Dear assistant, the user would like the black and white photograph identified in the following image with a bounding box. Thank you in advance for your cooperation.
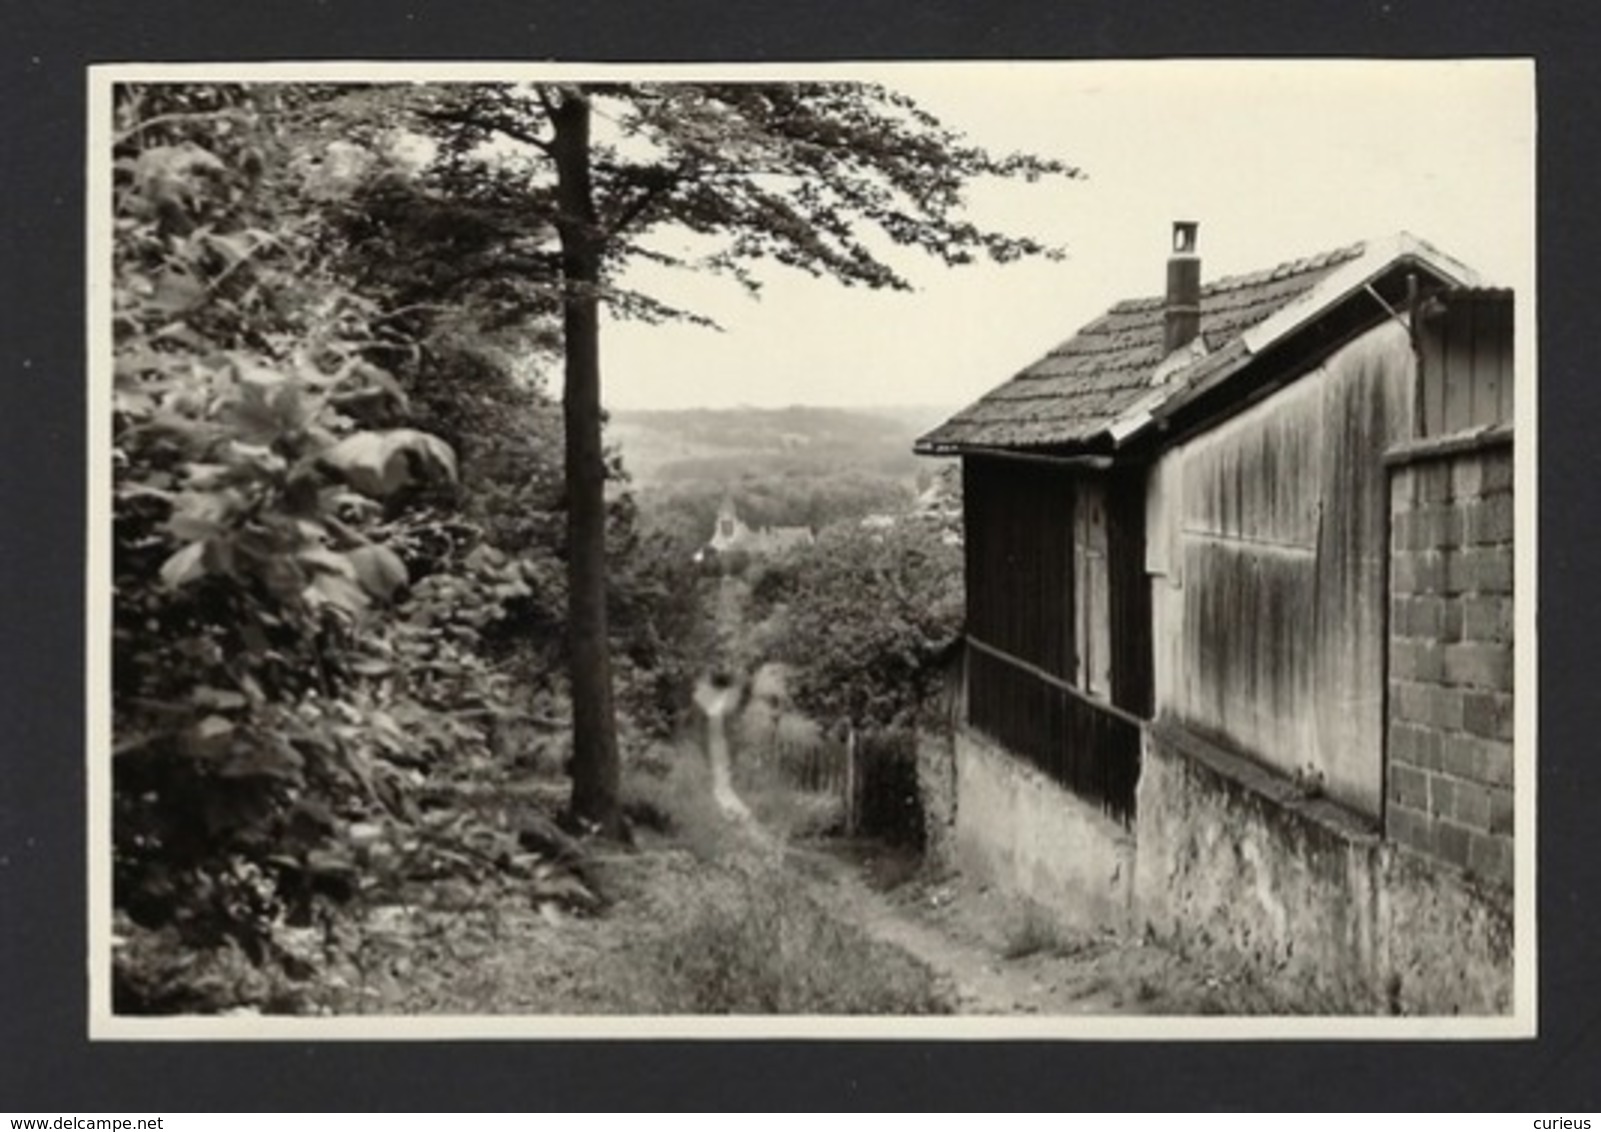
[88,59,1535,1038]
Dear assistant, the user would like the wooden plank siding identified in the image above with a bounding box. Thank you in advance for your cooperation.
[1152,320,1416,817]
[966,641,1143,824]
[1417,290,1514,437]
[963,455,1075,680]
[962,454,1150,823]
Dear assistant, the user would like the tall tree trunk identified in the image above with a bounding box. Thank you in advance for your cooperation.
[550,89,623,836]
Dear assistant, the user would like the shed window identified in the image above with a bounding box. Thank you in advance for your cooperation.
[1074,480,1111,700]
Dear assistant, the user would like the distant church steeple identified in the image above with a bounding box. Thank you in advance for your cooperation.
[709,495,748,553]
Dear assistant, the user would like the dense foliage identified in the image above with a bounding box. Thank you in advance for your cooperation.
[108,84,706,1013]
[755,521,964,731]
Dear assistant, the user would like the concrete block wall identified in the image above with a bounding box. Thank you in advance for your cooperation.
[1386,440,1514,892]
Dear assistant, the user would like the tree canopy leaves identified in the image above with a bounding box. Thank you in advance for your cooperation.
[408,81,1079,319]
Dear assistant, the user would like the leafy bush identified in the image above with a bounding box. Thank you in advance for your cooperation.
[771,521,963,731]
[606,497,718,742]
[109,83,730,1012]
[109,84,544,1012]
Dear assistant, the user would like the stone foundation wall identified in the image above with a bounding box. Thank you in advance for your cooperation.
[1136,726,1513,1014]
[952,728,1135,934]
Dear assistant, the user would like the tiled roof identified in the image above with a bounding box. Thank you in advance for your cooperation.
[916,241,1370,453]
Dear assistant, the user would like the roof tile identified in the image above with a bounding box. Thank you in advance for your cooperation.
[917,240,1368,452]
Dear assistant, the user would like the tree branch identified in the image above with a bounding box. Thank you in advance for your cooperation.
[534,84,559,121]
[422,106,554,155]
[602,165,695,240]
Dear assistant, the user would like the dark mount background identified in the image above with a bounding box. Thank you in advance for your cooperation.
[2,0,1596,1111]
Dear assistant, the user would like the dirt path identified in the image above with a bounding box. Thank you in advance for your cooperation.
[786,840,1280,1015]
[790,846,1121,1014]
[346,794,1278,1017]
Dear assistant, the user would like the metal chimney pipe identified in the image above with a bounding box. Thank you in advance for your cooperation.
[1164,221,1201,355]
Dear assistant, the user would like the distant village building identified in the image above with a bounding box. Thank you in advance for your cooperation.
[705,496,814,559]
[917,223,1517,1015]
[856,463,964,546]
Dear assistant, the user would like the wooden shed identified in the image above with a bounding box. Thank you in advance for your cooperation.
[917,226,1502,824]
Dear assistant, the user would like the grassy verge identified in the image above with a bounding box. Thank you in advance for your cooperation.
[619,739,949,1014]
[633,858,950,1015]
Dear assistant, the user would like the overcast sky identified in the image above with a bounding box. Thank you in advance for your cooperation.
[598,59,1534,413]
